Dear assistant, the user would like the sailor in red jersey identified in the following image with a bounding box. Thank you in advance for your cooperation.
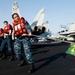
[0,28,4,52]
[0,28,4,38]
[0,28,4,43]
[12,13,35,73]
[0,21,14,61]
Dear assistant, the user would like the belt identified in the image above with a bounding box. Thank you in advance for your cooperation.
[5,36,11,38]
[16,36,30,40]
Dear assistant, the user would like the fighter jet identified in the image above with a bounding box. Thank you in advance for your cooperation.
[58,23,75,42]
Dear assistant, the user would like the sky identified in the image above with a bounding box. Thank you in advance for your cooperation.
[0,0,75,33]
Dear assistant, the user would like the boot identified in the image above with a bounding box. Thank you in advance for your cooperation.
[9,53,14,61]
[18,55,29,66]
[9,50,14,61]
[28,63,35,73]
[18,60,28,66]
[0,52,7,60]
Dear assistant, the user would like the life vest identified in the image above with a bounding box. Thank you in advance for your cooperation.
[12,17,27,37]
[4,24,12,34]
[0,28,3,36]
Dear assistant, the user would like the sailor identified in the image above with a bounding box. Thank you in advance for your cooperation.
[12,13,35,73]
[0,28,4,51]
[0,21,14,61]
[0,28,4,46]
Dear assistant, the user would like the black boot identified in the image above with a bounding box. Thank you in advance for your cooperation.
[28,63,35,73]
[9,50,14,61]
[9,54,14,61]
[18,55,29,66]
[0,52,7,60]
[18,60,28,66]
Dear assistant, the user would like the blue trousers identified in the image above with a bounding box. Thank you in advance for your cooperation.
[14,37,34,64]
[0,37,4,51]
[1,38,12,52]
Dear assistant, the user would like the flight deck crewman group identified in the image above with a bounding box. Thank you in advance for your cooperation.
[0,13,35,74]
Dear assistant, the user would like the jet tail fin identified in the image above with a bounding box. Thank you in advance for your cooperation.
[31,8,45,26]
[12,1,21,17]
